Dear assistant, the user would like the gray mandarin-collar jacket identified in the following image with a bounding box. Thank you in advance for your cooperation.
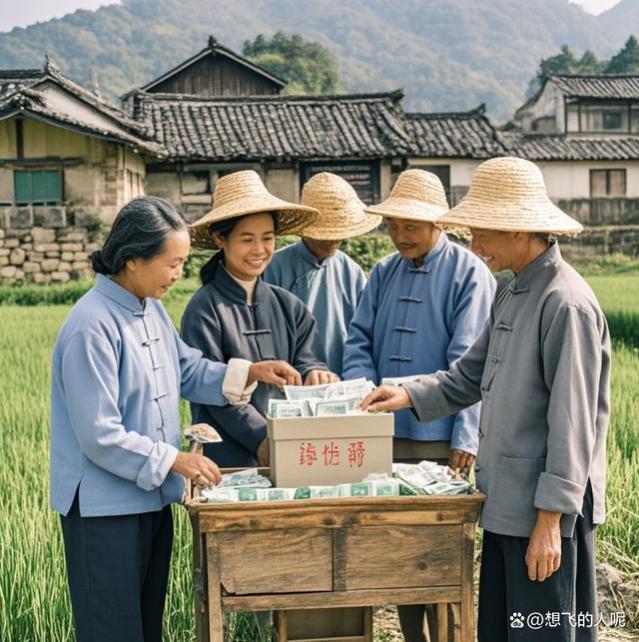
[181,262,327,467]
[404,244,611,538]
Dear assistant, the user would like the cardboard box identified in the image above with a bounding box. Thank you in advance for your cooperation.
[267,412,394,488]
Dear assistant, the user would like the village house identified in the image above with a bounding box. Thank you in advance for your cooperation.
[2,39,638,284]
[506,74,639,255]
[0,57,162,283]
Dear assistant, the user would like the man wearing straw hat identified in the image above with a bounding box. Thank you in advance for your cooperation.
[360,157,611,642]
[343,168,495,642]
[263,172,381,376]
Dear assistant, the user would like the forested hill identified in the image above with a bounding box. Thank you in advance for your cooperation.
[0,0,635,122]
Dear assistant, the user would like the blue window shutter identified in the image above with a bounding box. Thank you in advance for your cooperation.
[45,170,61,203]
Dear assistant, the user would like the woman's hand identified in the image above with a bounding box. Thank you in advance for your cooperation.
[304,370,340,386]
[248,360,302,388]
[359,385,412,412]
[171,451,222,487]
[256,438,270,467]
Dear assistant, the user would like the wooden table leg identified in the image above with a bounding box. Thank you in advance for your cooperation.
[436,603,449,642]
[206,533,224,642]
[191,513,210,642]
[460,522,476,642]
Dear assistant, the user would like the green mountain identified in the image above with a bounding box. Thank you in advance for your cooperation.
[0,0,635,122]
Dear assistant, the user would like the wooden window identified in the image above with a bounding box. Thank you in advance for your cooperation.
[631,106,639,134]
[590,169,626,198]
[580,104,628,133]
[14,169,62,205]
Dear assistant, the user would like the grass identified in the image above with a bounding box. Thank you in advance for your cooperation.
[0,270,638,640]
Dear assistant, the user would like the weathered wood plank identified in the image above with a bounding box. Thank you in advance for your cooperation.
[205,534,223,642]
[342,525,462,590]
[436,602,448,642]
[222,586,462,611]
[218,528,333,595]
[198,504,480,532]
[460,522,477,642]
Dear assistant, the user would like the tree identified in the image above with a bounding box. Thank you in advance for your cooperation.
[243,32,339,95]
[575,50,601,75]
[605,36,639,74]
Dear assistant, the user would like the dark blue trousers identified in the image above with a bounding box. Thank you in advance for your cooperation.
[478,484,597,642]
[60,495,173,642]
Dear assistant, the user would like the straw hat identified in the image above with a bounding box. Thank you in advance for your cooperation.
[440,157,583,236]
[364,169,449,222]
[190,170,319,248]
[286,172,382,240]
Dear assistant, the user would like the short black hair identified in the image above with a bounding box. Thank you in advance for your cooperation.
[90,196,187,275]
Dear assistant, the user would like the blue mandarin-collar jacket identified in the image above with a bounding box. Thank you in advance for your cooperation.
[342,234,495,452]
[50,274,231,517]
[263,240,366,376]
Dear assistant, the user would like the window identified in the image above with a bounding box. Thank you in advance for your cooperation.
[579,104,628,133]
[14,169,61,205]
[590,169,626,198]
[632,106,639,134]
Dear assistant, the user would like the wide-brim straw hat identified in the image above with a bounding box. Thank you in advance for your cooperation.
[191,170,319,248]
[286,172,382,240]
[364,169,449,222]
[440,157,583,236]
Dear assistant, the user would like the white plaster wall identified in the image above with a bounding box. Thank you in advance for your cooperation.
[0,168,13,204]
[408,158,481,187]
[265,168,298,202]
[538,161,639,199]
[40,83,132,138]
[146,171,182,205]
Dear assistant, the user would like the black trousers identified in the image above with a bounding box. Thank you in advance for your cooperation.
[478,485,597,642]
[60,495,174,642]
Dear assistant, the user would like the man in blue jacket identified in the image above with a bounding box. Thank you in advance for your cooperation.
[342,169,495,642]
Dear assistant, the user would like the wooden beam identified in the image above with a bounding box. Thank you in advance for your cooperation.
[222,586,462,612]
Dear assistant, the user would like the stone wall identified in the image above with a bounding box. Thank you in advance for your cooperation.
[0,220,98,285]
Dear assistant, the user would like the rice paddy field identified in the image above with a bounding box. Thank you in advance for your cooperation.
[0,268,638,641]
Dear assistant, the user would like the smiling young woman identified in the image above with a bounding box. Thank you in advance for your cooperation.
[181,170,339,472]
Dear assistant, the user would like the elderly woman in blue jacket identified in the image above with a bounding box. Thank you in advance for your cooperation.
[50,196,299,642]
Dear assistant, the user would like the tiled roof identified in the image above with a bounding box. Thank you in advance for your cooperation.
[0,59,163,155]
[125,90,411,161]
[137,36,287,93]
[405,105,507,158]
[502,131,639,161]
[550,74,639,100]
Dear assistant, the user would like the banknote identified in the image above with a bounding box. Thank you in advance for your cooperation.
[381,375,423,387]
[283,383,330,400]
[268,399,306,418]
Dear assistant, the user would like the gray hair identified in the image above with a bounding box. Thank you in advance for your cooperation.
[90,197,187,275]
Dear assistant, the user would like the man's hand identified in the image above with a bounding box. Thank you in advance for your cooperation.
[525,510,562,582]
[304,370,340,386]
[256,438,270,467]
[359,385,412,412]
[248,360,302,388]
[449,449,476,475]
[171,451,222,487]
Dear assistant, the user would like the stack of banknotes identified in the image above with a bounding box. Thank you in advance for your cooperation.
[267,377,377,418]
[393,461,472,495]
[201,478,410,503]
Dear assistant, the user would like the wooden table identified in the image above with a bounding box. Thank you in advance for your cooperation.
[187,491,484,642]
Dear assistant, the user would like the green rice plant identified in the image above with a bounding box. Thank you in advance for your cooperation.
[1,272,638,640]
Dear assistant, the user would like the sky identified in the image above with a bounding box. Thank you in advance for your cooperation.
[0,0,625,32]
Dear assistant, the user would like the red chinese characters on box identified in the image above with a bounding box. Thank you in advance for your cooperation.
[298,441,366,468]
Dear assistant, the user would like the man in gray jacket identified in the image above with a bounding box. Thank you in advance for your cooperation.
[361,157,611,642]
